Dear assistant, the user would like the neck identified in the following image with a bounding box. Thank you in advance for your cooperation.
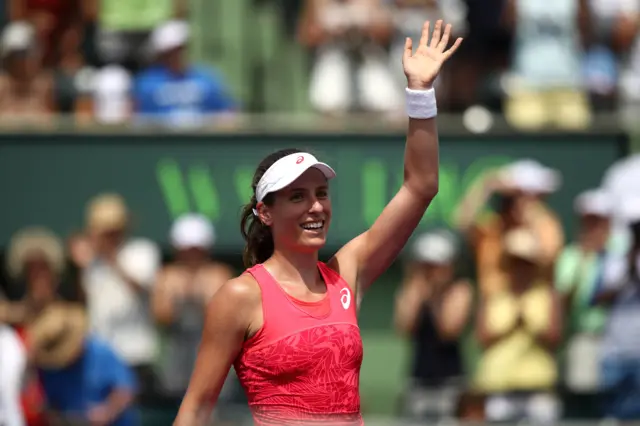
[266,248,320,289]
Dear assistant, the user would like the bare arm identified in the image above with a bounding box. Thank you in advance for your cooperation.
[393,275,428,335]
[174,276,260,426]
[151,269,178,326]
[330,21,463,293]
[433,280,472,340]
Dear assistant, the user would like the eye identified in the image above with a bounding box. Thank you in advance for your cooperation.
[317,188,329,199]
[290,192,304,202]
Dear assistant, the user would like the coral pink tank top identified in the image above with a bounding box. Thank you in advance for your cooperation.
[234,262,364,425]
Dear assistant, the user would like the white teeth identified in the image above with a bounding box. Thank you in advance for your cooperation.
[301,221,323,230]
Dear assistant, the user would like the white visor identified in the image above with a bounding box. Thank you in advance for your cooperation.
[254,152,336,205]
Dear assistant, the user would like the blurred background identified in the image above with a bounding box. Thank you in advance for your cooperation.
[1,0,640,425]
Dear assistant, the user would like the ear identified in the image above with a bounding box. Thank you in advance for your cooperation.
[256,202,273,226]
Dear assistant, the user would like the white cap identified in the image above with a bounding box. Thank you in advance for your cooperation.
[170,214,215,250]
[255,152,336,204]
[574,188,614,217]
[618,195,640,224]
[151,20,190,55]
[501,159,561,194]
[2,21,35,56]
[412,231,457,265]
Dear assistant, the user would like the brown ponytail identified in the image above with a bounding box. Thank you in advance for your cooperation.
[239,148,303,268]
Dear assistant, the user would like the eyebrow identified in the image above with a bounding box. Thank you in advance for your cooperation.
[289,185,329,192]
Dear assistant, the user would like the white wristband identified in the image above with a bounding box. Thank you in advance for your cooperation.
[406,87,437,119]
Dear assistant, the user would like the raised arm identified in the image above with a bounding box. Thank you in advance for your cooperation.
[330,20,462,291]
[174,276,260,426]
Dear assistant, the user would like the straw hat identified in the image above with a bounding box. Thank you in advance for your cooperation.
[503,228,540,264]
[86,193,129,233]
[26,303,88,369]
[6,227,65,279]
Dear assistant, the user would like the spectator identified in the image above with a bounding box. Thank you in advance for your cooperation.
[455,159,564,296]
[595,196,640,419]
[152,214,233,397]
[28,303,138,426]
[556,189,614,393]
[89,65,133,125]
[84,0,187,72]
[133,20,236,129]
[0,323,27,426]
[9,0,84,71]
[298,0,400,114]
[80,193,161,395]
[394,230,472,422]
[0,22,56,127]
[502,0,592,130]
[0,227,65,324]
[475,228,563,424]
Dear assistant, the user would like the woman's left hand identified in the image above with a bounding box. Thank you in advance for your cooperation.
[402,20,463,90]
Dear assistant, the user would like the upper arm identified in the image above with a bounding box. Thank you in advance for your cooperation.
[331,185,433,293]
[181,276,260,407]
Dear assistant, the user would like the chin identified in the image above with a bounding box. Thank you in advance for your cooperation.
[297,235,327,252]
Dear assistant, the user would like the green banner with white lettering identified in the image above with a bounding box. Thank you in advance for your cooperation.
[0,133,627,251]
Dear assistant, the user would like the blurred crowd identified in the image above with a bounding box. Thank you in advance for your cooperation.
[2,153,640,426]
[0,0,639,129]
[394,154,640,423]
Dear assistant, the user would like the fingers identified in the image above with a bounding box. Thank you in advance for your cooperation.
[403,37,413,63]
[437,23,452,52]
[444,37,464,59]
[430,20,443,48]
[418,21,430,47]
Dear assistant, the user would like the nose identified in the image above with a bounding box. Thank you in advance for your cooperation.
[309,199,324,213]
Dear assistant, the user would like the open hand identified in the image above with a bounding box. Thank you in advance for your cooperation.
[402,20,463,90]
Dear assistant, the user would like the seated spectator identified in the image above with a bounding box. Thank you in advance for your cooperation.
[0,227,65,324]
[9,0,84,70]
[502,0,592,130]
[475,228,562,423]
[79,193,161,396]
[133,20,236,129]
[455,159,564,296]
[28,303,138,426]
[394,230,472,422]
[0,323,27,426]
[556,189,615,393]
[84,0,186,73]
[0,22,56,127]
[595,196,640,419]
[89,65,133,125]
[298,0,400,114]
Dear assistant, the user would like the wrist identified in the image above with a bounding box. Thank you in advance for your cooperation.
[405,87,437,119]
[407,80,433,91]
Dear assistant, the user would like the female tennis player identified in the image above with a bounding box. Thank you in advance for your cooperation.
[174,19,462,426]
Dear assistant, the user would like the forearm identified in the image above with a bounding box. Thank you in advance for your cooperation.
[403,116,439,201]
[104,389,134,422]
[454,178,494,231]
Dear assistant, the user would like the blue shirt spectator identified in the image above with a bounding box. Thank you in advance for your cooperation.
[133,65,235,128]
[133,20,236,129]
[39,336,138,426]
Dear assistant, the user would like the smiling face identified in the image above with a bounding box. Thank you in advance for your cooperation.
[258,168,332,253]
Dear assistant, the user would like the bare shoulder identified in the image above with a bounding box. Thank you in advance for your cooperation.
[213,273,262,312]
